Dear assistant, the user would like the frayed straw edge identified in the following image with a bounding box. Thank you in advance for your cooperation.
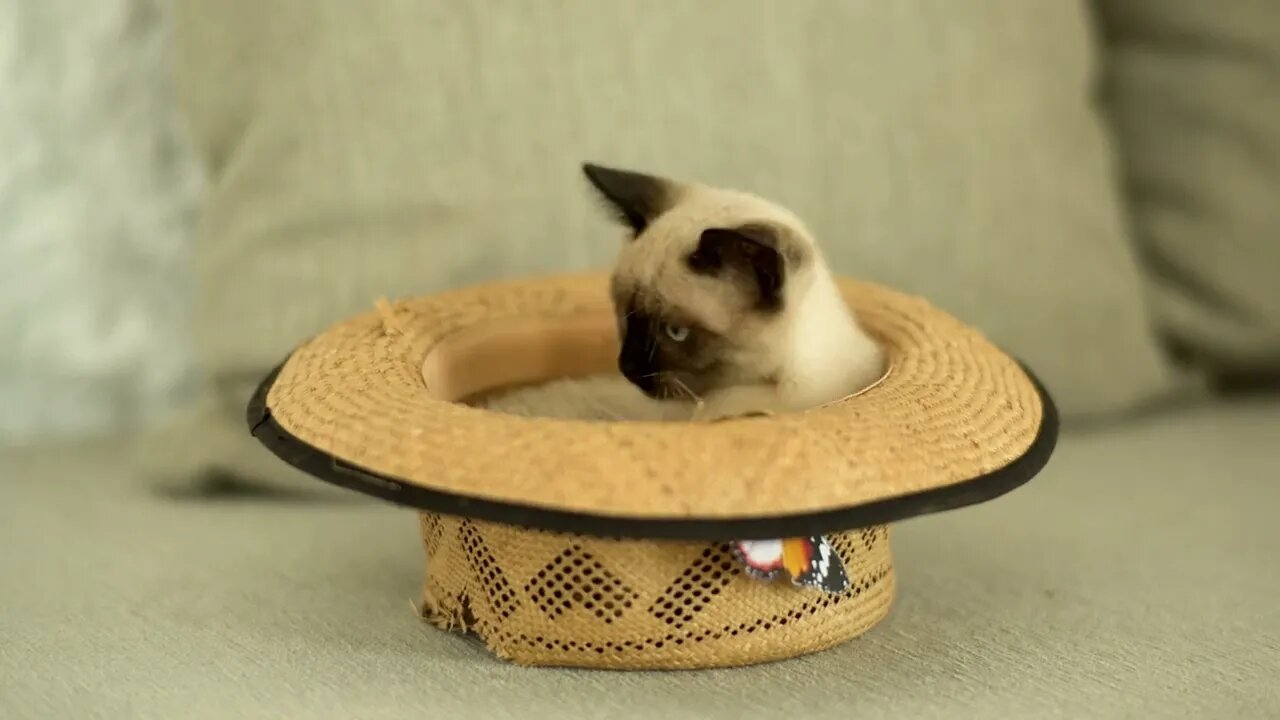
[416,587,468,632]
[374,296,407,337]
[415,590,515,661]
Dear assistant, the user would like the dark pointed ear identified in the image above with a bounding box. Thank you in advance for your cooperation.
[582,163,675,237]
[687,224,805,312]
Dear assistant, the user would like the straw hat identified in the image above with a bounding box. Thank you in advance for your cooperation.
[248,272,1057,540]
[247,272,1056,668]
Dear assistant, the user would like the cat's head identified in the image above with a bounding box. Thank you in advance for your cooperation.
[583,162,820,401]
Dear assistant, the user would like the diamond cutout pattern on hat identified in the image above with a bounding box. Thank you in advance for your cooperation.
[422,514,447,556]
[416,512,897,668]
[648,544,740,630]
[524,546,638,624]
[857,527,879,554]
[459,521,521,619]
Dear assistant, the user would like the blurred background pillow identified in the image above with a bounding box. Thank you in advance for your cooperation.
[1097,0,1280,387]
[0,0,201,445]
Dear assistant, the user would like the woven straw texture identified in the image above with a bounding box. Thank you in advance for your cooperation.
[418,512,894,669]
[264,273,1042,520]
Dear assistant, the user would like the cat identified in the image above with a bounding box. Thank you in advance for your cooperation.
[476,163,883,421]
[585,162,883,420]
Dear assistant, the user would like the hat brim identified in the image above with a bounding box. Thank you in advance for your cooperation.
[247,273,1057,540]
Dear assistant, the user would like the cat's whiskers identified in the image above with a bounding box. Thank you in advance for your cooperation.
[666,375,703,405]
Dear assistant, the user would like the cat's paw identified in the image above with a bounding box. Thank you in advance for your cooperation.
[692,404,773,423]
[690,401,717,423]
[692,385,781,422]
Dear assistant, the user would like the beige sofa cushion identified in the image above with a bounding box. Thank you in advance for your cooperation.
[1097,0,1280,380]
[150,1,1183,488]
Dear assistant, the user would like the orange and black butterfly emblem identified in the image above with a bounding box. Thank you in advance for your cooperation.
[730,536,849,594]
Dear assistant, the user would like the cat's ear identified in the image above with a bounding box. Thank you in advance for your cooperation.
[582,163,677,238]
[687,224,806,312]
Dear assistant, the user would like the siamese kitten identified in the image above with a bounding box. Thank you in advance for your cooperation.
[585,163,883,420]
[476,164,883,421]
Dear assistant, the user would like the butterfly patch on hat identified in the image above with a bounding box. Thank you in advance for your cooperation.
[730,536,849,594]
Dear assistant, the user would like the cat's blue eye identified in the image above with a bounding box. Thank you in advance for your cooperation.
[664,324,690,342]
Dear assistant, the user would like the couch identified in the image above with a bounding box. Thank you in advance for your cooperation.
[3,2,1278,717]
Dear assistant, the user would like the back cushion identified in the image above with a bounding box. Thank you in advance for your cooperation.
[152,1,1185,488]
[1097,0,1280,381]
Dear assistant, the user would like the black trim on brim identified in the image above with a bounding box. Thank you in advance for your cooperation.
[246,361,1058,541]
